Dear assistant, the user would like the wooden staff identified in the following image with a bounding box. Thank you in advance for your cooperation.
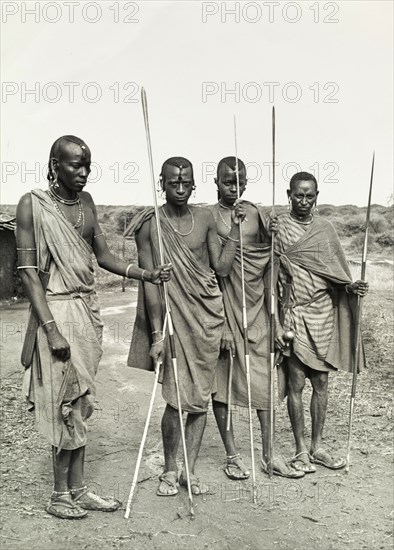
[136,87,194,517]
[233,115,256,503]
[345,152,374,473]
[268,106,276,478]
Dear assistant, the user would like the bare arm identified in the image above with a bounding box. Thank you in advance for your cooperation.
[135,220,165,363]
[16,193,70,361]
[86,193,170,284]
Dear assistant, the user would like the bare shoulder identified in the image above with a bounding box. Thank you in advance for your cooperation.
[80,190,95,207]
[192,205,215,226]
[16,192,33,225]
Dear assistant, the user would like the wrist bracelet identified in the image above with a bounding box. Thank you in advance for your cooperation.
[141,269,147,281]
[152,330,163,335]
[227,236,240,243]
[125,263,133,278]
[42,319,56,327]
[152,338,164,346]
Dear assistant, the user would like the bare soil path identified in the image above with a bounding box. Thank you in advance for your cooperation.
[1,286,393,550]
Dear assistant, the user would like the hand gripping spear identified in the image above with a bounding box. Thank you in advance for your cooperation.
[268,106,276,478]
[345,152,374,473]
[233,116,257,503]
[132,88,195,517]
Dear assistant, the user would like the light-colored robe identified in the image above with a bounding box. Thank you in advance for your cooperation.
[22,189,103,450]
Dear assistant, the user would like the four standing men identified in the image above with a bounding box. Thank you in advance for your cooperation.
[18,139,369,518]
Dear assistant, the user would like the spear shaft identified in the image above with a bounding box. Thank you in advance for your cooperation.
[136,88,194,516]
[268,106,276,478]
[345,152,374,473]
[233,115,256,503]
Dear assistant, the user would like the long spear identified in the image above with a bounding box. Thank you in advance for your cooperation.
[136,88,194,517]
[124,360,161,518]
[268,106,276,478]
[233,115,256,503]
[345,152,374,473]
[124,315,168,518]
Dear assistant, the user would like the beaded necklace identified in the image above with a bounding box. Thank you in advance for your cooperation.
[48,185,79,205]
[289,211,314,225]
[46,190,85,234]
[162,206,194,236]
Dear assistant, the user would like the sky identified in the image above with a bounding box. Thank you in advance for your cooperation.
[1,0,393,207]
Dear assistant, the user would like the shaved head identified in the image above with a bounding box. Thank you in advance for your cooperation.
[160,157,194,188]
[217,156,246,179]
[47,135,90,182]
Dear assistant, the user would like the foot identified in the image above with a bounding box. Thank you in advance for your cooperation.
[225,454,250,480]
[46,492,88,520]
[179,473,215,495]
[71,487,122,511]
[156,471,178,496]
[290,451,316,474]
[261,456,305,479]
[310,448,346,470]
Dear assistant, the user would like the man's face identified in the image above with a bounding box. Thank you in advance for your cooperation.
[54,142,91,193]
[287,180,318,218]
[216,164,246,206]
[163,165,194,207]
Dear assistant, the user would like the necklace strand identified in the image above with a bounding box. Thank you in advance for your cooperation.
[162,206,194,236]
[48,185,79,205]
[217,205,232,231]
[289,211,314,225]
[47,190,84,233]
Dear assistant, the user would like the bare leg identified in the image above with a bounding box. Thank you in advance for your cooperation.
[287,355,308,454]
[52,447,72,492]
[287,355,316,473]
[68,447,85,490]
[162,404,181,473]
[257,410,270,464]
[184,412,207,474]
[309,371,328,454]
[47,447,87,519]
[212,399,237,456]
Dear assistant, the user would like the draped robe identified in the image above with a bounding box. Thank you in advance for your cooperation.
[125,207,224,413]
[22,189,103,450]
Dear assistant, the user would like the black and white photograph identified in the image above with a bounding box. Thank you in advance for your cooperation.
[1,1,393,549]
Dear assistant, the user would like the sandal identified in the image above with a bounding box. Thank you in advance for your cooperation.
[156,471,178,496]
[225,454,250,480]
[290,451,316,474]
[310,448,346,470]
[71,486,122,512]
[46,491,88,520]
[261,456,305,479]
[179,473,215,496]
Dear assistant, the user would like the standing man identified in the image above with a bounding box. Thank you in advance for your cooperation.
[210,157,303,479]
[275,172,368,472]
[126,157,245,496]
[17,135,171,519]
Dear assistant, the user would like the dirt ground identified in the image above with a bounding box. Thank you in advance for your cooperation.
[1,284,393,550]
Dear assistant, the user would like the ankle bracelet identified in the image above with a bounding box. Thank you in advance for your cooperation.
[69,485,87,493]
